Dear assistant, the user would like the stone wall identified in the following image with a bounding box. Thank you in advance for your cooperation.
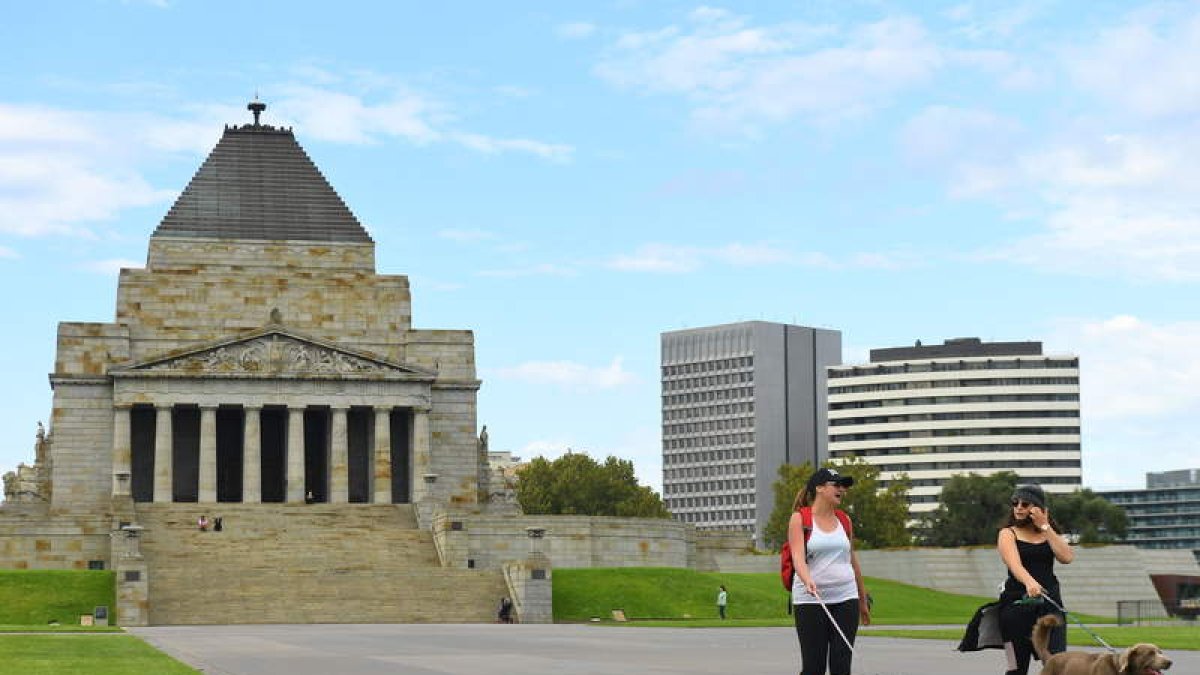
[0,511,112,570]
[47,382,114,512]
[463,515,695,570]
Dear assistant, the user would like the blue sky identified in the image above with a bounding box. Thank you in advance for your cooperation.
[2,1,1198,493]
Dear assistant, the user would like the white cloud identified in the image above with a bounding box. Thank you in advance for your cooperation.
[492,357,637,390]
[899,105,1022,169]
[1064,8,1200,119]
[1046,315,1200,488]
[476,263,576,278]
[449,132,573,162]
[984,132,1200,281]
[1050,315,1200,420]
[0,246,18,259]
[556,22,596,39]
[596,11,946,135]
[81,258,142,275]
[438,228,496,243]
[605,242,897,273]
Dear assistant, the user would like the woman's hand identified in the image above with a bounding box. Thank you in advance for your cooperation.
[799,575,818,597]
[859,597,871,625]
[1024,581,1043,598]
[1029,506,1051,531]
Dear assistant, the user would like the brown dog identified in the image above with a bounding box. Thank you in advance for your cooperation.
[1031,614,1172,675]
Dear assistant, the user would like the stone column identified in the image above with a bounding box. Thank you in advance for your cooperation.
[111,405,132,496]
[242,405,262,503]
[198,405,218,503]
[329,406,349,503]
[152,405,173,503]
[411,406,432,501]
[372,406,392,504]
[286,406,305,503]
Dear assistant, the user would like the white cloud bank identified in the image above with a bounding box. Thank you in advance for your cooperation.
[491,357,637,390]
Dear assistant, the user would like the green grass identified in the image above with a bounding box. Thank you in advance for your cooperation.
[863,625,1200,651]
[553,568,1116,627]
[0,635,200,674]
[0,570,116,625]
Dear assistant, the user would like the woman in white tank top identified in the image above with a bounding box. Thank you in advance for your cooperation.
[787,467,870,675]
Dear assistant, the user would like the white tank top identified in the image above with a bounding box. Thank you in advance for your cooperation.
[791,518,858,605]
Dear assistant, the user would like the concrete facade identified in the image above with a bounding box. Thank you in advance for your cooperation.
[661,321,842,547]
[1099,469,1200,558]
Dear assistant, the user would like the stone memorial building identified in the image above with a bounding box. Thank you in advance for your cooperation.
[0,102,511,625]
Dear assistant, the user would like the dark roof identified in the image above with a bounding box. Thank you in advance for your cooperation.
[870,338,1043,362]
[153,123,372,243]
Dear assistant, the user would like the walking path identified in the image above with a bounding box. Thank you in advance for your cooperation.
[131,624,1200,675]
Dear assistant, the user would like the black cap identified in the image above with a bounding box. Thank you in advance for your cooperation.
[1012,484,1047,509]
[807,467,854,494]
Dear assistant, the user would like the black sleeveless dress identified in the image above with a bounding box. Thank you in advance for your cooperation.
[999,536,1065,652]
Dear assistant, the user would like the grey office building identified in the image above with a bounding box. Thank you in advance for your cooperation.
[661,321,841,546]
[1099,469,1200,558]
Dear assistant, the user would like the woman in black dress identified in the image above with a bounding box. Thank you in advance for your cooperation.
[996,484,1074,675]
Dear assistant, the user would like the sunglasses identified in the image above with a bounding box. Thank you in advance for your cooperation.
[1011,500,1036,508]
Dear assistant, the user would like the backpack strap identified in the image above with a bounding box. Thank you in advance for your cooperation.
[800,506,814,544]
[835,509,854,541]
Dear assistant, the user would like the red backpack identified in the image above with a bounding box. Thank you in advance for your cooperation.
[780,506,853,591]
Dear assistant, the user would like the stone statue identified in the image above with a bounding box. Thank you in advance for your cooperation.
[36,421,45,443]
[478,425,489,454]
[270,307,283,324]
[2,471,14,499]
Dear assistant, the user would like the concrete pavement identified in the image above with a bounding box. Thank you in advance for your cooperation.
[131,624,1199,675]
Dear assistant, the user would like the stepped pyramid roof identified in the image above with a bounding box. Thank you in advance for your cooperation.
[153,101,372,243]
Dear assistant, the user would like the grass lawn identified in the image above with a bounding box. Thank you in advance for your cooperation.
[553,568,1113,626]
[0,570,116,625]
[0,624,123,633]
[0,635,199,674]
[863,625,1200,651]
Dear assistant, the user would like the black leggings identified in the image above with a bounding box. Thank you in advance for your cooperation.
[793,599,859,675]
[999,602,1066,675]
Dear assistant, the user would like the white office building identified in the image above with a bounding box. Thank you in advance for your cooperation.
[826,338,1082,520]
[661,321,841,545]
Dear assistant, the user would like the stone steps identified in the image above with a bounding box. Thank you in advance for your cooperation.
[133,503,506,624]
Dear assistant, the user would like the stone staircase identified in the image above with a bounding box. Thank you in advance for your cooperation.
[134,503,506,625]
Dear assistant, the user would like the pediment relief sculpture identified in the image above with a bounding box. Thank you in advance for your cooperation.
[122,332,427,378]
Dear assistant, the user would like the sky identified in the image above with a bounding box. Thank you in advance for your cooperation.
[2,1,1198,495]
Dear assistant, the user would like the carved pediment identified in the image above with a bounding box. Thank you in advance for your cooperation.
[115,330,432,379]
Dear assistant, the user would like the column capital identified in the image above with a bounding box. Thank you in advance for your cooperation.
[411,404,433,414]
[113,403,134,411]
[242,403,264,412]
[199,403,219,412]
[329,404,351,412]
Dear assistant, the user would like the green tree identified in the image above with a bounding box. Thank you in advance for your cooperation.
[762,458,912,550]
[515,451,670,518]
[1049,489,1128,543]
[918,471,1021,546]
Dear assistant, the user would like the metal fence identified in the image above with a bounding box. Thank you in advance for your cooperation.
[1116,600,1200,625]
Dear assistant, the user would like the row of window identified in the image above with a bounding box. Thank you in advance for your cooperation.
[830,377,1078,395]
[882,476,1081,489]
[663,417,754,437]
[664,435,755,450]
[664,448,755,464]
[663,388,755,406]
[662,356,753,377]
[664,477,755,492]
[662,371,753,391]
[830,427,1081,442]
[830,410,1080,426]
[664,466,754,485]
[831,443,1081,457]
[828,358,1078,379]
[665,492,754,507]
[859,459,1080,471]
[831,393,1079,409]
[663,402,756,421]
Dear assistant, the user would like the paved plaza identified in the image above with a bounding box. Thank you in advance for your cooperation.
[131,624,1199,675]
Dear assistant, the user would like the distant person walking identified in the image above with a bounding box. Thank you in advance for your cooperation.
[717,585,728,620]
[497,596,514,624]
[997,484,1073,675]
[197,515,209,531]
[788,467,869,675]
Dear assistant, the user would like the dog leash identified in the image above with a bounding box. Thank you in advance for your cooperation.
[1030,593,1117,654]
